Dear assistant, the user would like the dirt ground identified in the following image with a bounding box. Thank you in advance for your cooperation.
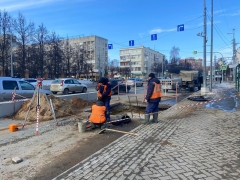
[30,120,140,180]
[0,96,142,180]
[0,94,191,180]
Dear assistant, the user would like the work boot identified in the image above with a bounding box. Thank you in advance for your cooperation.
[141,114,150,124]
[151,113,159,123]
[90,122,96,129]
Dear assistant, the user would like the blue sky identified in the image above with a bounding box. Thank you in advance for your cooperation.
[1,0,240,63]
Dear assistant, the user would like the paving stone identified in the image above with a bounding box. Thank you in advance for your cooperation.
[53,87,240,180]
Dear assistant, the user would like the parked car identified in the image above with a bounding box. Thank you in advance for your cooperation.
[0,77,51,102]
[95,80,131,94]
[21,78,37,83]
[50,78,87,95]
[126,78,143,87]
[110,80,131,94]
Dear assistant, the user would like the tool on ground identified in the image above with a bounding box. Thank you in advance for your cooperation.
[98,128,139,136]
[22,78,58,135]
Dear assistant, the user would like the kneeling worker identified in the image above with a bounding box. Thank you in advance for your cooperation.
[89,99,107,128]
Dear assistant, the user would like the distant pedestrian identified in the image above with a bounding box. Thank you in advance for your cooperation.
[220,77,222,83]
[143,73,162,124]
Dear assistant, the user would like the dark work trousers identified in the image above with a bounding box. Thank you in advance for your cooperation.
[146,102,159,114]
[104,99,111,120]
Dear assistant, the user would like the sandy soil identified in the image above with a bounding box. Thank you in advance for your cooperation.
[0,96,141,180]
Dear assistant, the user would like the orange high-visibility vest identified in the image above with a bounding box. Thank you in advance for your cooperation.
[103,84,112,96]
[89,105,106,124]
[97,83,112,98]
[150,82,162,99]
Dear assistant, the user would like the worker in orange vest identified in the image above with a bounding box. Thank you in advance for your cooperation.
[89,99,107,128]
[97,77,112,121]
[143,73,162,124]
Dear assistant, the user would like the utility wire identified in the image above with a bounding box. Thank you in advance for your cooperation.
[219,0,230,32]
[206,10,232,49]
[107,15,204,49]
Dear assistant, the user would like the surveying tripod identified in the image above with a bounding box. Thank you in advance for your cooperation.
[22,78,58,135]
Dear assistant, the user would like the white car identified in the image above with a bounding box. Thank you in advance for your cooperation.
[126,78,143,87]
[50,78,87,95]
[0,77,52,102]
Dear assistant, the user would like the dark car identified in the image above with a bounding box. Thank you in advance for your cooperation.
[110,80,131,94]
[95,80,131,95]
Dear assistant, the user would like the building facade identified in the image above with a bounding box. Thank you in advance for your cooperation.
[119,46,165,78]
[67,35,108,76]
[179,58,203,70]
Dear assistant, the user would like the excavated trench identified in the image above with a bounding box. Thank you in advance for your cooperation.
[85,102,171,118]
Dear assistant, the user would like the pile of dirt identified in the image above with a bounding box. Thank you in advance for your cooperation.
[11,95,94,121]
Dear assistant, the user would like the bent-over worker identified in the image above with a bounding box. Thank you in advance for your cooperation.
[89,99,107,128]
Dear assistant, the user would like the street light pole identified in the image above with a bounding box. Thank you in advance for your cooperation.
[210,0,213,92]
[202,0,207,93]
[129,54,132,78]
[10,33,13,77]
[162,56,164,77]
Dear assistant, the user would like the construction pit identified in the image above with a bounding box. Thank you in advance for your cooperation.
[0,96,172,180]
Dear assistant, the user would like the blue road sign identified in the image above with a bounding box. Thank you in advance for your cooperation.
[177,24,184,31]
[108,44,113,49]
[129,40,134,46]
[151,34,157,41]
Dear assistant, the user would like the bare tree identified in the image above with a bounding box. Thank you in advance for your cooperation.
[0,10,12,76]
[13,12,35,77]
[34,23,48,77]
[47,31,63,79]
[170,46,180,64]
[62,37,73,77]
[119,67,131,78]
[108,59,119,77]
[151,62,163,77]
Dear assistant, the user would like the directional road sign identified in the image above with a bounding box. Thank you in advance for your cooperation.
[193,51,198,55]
[177,24,184,31]
[108,44,113,49]
[151,34,157,41]
[221,65,227,71]
[129,40,134,46]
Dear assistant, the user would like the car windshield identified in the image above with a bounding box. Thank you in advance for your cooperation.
[52,79,63,84]
[110,81,117,86]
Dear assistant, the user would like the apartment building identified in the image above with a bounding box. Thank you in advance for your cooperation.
[67,35,108,75]
[119,46,165,78]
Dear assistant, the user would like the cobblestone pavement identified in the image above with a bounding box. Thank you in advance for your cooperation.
[54,83,240,180]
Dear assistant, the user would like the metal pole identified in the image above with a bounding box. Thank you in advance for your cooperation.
[203,0,207,91]
[98,55,101,79]
[10,33,13,77]
[129,54,132,78]
[233,29,236,82]
[210,0,213,91]
[162,57,164,77]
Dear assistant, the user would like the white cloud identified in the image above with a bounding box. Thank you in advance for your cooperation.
[198,20,221,27]
[149,28,175,34]
[214,9,225,15]
[225,10,240,17]
[0,0,61,11]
